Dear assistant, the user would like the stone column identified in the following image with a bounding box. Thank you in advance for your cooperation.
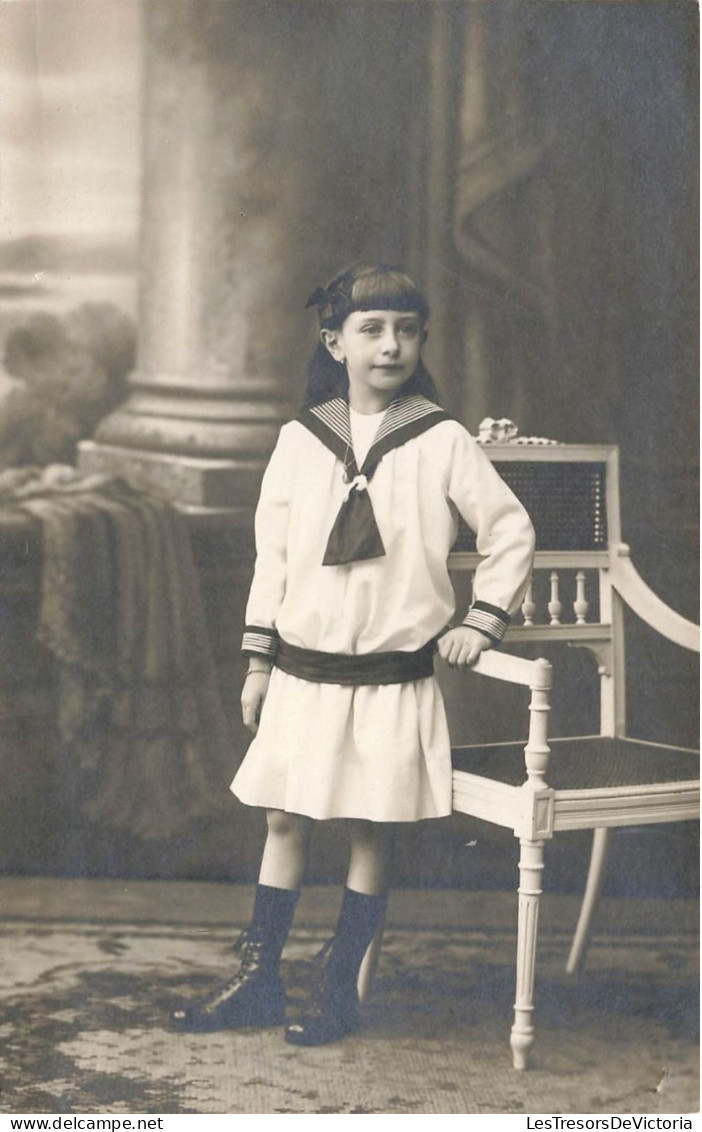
[79,0,433,514]
[79,0,323,510]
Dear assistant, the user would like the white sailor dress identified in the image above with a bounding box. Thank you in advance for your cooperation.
[231,394,535,822]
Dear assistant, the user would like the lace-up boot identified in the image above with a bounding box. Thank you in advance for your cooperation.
[171,884,298,1032]
[285,887,386,1046]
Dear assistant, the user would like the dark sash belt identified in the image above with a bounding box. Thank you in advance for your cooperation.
[276,638,435,686]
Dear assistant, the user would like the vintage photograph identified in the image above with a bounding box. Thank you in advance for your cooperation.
[0,0,698,1118]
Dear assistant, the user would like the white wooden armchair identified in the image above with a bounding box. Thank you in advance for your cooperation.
[447,440,699,1069]
[358,440,698,1068]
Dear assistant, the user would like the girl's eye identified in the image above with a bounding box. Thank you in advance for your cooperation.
[361,325,383,335]
[398,324,419,336]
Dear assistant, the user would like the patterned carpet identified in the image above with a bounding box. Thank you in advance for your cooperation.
[0,919,698,1115]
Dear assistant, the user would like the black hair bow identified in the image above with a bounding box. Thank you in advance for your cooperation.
[305,287,329,310]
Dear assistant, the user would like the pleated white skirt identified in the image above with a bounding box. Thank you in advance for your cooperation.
[230,668,453,822]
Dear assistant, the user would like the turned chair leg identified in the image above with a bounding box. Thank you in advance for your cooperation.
[510,836,546,1070]
[566,826,610,974]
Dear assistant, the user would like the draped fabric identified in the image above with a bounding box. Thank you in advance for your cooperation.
[440,2,696,612]
[440,1,697,750]
[448,2,697,456]
[450,2,556,430]
[0,466,231,840]
[454,5,548,303]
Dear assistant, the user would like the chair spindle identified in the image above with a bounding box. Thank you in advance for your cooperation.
[521,582,535,627]
[548,571,562,625]
[574,570,589,625]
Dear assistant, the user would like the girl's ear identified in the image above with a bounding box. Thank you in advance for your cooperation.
[320,328,345,363]
[421,327,429,345]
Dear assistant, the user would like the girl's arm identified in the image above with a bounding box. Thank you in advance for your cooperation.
[240,426,294,729]
[445,425,535,650]
[241,425,294,665]
[436,624,492,668]
[241,667,272,734]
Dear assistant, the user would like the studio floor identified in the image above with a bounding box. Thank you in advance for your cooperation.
[0,879,698,1116]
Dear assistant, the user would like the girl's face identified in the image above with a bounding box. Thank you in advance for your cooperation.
[321,309,424,413]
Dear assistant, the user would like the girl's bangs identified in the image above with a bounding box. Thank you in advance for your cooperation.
[350,270,428,317]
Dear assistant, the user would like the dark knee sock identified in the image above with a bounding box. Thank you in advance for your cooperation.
[247,883,300,970]
[328,887,387,982]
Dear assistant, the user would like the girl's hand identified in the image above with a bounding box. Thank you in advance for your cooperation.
[241,669,272,734]
[436,626,492,669]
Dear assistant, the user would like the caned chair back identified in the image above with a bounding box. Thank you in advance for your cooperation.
[449,442,696,737]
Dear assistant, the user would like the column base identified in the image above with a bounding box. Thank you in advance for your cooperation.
[77,440,264,512]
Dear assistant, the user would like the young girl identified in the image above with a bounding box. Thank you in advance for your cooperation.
[172,262,535,1046]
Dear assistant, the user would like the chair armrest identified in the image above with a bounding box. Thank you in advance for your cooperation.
[470,650,552,690]
[610,544,700,653]
[468,652,553,790]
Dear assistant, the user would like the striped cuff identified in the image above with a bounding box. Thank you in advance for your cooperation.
[242,625,279,660]
[462,601,510,645]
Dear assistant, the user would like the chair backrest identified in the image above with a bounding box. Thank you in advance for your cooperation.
[449,443,625,735]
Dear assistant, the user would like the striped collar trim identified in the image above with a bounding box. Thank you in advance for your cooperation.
[299,395,450,474]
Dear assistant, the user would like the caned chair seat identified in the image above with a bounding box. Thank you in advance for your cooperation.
[453,736,698,793]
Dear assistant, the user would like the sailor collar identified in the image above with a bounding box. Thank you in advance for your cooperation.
[297,394,450,566]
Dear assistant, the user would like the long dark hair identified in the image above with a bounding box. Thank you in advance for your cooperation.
[301,262,441,409]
